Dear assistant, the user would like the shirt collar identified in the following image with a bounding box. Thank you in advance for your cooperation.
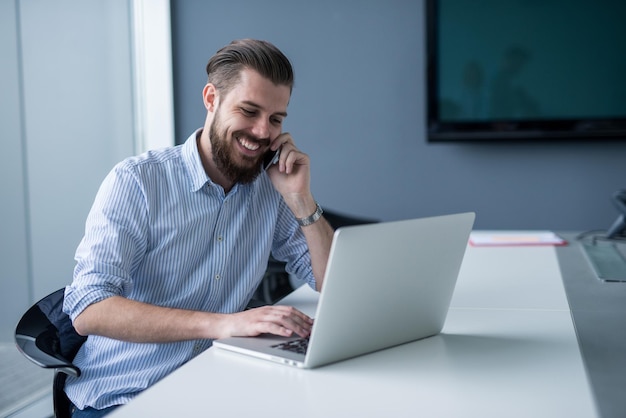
[182,129,211,192]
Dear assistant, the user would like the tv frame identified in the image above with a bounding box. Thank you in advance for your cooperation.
[425,0,626,143]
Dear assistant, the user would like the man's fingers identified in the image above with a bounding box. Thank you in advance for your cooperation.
[255,305,313,337]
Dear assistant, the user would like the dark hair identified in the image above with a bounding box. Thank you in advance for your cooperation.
[206,39,294,96]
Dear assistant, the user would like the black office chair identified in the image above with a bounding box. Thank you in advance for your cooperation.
[15,288,87,418]
[251,208,379,305]
[322,208,378,230]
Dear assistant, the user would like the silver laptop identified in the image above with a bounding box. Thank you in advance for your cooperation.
[213,212,475,368]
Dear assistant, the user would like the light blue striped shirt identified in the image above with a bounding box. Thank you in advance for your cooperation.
[63,130,315,409]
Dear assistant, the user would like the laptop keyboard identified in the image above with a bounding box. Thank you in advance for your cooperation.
[272,338,309,355]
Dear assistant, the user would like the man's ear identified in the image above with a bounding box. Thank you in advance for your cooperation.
[202,83,218,111]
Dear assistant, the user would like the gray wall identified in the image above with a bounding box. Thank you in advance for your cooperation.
[1,0,31,344]
[171,0,626,231]
[0,0,135,342]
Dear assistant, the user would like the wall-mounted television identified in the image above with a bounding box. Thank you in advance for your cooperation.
[426,0,626,142]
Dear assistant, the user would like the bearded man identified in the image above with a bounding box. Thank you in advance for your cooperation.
[63,39,333,417]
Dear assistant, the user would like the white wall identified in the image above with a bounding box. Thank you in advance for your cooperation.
[0,0,173,342]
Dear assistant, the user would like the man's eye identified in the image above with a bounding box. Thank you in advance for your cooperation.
[241,108,255,116]
[271,118,283,125]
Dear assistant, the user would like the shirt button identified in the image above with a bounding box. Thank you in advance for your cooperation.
[215,274,221,280]
[217,236,223,242]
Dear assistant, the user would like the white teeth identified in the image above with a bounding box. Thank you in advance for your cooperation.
[238,136,260,151]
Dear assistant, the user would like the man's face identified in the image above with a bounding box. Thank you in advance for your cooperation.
[208,69,290,184]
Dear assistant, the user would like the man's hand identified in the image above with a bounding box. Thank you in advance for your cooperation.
[222,305,314,338]
[266,132,315,218]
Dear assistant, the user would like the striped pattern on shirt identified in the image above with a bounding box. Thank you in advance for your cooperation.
[63,131,314,409]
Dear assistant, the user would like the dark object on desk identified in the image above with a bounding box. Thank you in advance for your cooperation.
[606,190,626,239]
[580,240,626,283]
[250,208,379,306]
[576,190,626,282]
[15,288,86,418]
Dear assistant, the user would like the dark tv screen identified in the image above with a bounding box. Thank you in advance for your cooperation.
[426,0,626,142]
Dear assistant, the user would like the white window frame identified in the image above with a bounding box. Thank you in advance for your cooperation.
[131,0,175,153]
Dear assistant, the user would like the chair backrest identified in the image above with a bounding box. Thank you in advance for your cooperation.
[323,208,378,230]
[15,288,87,418]
[15,288,86,377]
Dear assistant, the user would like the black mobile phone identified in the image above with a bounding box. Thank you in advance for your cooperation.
[263,147,281,171]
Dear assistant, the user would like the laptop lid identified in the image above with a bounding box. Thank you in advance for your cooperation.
[213,212,475,368]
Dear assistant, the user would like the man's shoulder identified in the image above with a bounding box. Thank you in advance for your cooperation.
[129,145,183,166]
[113,145,183,175]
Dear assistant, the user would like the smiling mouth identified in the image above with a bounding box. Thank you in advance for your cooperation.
[236,135,263,152]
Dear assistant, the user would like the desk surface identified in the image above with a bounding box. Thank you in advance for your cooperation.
[556,234,626,418]
[110,241,607,418]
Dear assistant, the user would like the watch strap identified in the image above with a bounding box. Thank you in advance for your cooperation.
[296,202,323,227]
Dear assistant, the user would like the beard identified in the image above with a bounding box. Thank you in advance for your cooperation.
[209,110,266,185]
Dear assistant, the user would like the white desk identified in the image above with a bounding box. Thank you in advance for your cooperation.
[110,244,598,418]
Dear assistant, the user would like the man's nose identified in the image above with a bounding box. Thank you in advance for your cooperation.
[251,118,271,140]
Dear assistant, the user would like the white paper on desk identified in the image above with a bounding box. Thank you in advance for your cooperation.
[469,231,567,246]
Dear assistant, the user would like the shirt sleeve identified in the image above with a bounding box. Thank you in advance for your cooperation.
[64,160,149,321]
[271,198,316,290]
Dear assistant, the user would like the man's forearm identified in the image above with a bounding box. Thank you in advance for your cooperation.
[300,216,334,291]
[72,296,226,343]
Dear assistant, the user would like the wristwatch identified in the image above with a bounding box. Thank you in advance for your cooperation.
[296,202,323,227]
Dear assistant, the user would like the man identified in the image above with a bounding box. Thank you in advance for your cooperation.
[63,39,334,417]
